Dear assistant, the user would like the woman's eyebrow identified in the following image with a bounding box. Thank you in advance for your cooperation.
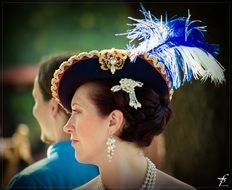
[71,102,82,108]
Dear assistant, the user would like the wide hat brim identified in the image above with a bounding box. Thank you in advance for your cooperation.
[51,49,172,113]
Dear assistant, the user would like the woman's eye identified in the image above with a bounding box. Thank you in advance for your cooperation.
[72,109,81,114]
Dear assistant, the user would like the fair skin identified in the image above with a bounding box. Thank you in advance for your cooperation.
[32,76,69,144]
[64,82,195,190]
[64,82,148,189]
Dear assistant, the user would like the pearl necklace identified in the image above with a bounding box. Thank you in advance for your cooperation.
[140,157,157,190]
[97,157,156,190]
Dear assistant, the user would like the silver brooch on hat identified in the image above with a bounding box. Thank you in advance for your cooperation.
[111,78,143,109]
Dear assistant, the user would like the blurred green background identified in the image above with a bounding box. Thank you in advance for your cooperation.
[1,2,230,189]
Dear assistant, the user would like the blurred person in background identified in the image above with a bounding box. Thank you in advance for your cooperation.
[2,123,33,186]
[7,53,99,190]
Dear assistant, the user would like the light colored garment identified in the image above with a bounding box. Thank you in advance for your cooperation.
[75,175,102,190]
[76,170,197,190]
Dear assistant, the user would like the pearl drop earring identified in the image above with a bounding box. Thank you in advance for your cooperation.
[106,136,116,162]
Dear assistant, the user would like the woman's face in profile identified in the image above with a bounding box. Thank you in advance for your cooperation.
[32,77,54,143]
[63,83,109,164]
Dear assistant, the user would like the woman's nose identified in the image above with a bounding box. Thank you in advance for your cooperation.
[63,117,74,134]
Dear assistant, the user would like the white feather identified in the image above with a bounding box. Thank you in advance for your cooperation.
[175,46,225,84]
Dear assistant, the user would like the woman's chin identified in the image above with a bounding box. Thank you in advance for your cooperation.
[75,151,85,163]
[75,152,93,165]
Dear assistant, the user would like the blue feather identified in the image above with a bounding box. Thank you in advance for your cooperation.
[116,4,225,89]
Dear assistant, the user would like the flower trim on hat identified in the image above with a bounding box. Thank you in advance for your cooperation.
[51,49,173,113]
[99,48,128,74]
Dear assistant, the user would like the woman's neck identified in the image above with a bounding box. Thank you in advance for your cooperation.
[53,115,70,142]
[98,140,148,189]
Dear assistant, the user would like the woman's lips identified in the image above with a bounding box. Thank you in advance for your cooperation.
[71,138,79,144]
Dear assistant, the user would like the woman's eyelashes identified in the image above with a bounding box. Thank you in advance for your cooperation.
[71,108,81,114]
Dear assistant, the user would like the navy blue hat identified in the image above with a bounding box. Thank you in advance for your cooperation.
[51,49,172,113]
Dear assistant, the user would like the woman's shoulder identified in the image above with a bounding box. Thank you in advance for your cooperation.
[74,171,196,190]
[155,169,196,190]
[75,175,101,190]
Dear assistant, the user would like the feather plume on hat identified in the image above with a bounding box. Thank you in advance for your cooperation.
[116,3,225,90]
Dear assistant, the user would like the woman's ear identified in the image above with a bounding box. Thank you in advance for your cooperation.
[49,98,60,118]
[108,110,125,136]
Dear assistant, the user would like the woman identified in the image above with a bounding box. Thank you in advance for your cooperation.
[51,6,225,190]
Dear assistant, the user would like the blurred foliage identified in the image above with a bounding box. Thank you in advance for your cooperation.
[164,81,229,186]
[8,90,34,126]
[3,3,130,65]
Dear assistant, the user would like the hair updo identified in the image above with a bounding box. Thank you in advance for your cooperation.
[86,78,172,147]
